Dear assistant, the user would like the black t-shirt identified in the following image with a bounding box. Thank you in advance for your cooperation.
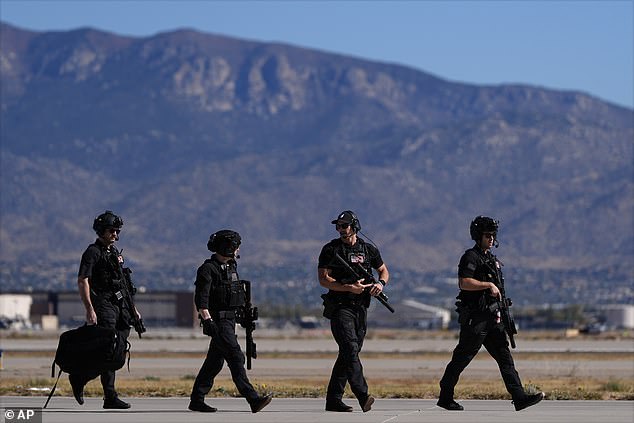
[318,238,383,296]
[457,245,502,306]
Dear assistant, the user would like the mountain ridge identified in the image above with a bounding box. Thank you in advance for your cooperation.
[1,22,632,290]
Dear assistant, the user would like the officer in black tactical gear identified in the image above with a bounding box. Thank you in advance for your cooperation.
[189,229,272,414]
[437,216,544,412]
[74,210,141,409]
[318,211,389,413]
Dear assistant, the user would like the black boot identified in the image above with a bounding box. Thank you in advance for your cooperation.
[359,395,375,412]
[249,394,272,413]
[188,400,217,412]
[325,400,353,412]
[437,398,464,411]
[68,374,84,405]
[513,392,544,411]
[103,396,131,409]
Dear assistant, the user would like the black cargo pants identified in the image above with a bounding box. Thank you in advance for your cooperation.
[190,318,259,404]
[326,305,369,403]
[439,313,524,401]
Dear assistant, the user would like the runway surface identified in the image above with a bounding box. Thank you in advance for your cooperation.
[3,336,633,381]
[4,333,634,353]
[2,396,633,423]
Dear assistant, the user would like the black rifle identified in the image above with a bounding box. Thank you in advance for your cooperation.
[484,259,517,348]
[238,280,258,369]
[121,267,147,338]
[334,252,395,313]
[107,248,146,338]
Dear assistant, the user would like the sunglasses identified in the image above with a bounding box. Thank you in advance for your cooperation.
[108,228,121,234]
[336,223,350,229]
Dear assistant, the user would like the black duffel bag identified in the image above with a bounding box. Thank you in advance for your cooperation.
[44,324,130,408]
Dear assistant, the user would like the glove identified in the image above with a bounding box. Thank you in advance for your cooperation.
[202,318,216,336]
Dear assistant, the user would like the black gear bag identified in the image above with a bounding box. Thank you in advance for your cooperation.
[43,324,130,408]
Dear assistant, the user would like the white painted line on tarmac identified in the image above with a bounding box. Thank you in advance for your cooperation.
[381,409,422,423]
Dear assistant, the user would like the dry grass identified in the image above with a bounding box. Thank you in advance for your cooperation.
[3,376,632,401]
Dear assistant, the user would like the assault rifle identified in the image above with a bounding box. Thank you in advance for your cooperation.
[108,249,146,338]
[334,252,395,313]
[121,267,147,338]
[484,259,517,348]
[238,280,258,369]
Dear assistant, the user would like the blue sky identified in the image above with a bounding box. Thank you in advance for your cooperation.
[1,0,632,109]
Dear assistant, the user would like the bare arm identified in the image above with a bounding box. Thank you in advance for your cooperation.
[318,268,370,294]
[77,277,97,324]
[458,277,500,299]
[376,264,389,283]
[368,263,389,296]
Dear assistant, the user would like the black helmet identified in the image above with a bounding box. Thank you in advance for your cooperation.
[207,229,241,257]
[331,210,361,233]
[469,216,499,241]
[92,210,123,235]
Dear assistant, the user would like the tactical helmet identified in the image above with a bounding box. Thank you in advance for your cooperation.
[469,216,499,241]
[331,210,361,233]
[92,210,123,235]
[207,229,241,257]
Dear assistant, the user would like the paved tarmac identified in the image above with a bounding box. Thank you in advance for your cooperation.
[4,334,634,353]
[2,334,633,423]
[1,396,633,423]
[3,336,632,382]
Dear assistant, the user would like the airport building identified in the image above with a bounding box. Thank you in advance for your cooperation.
[1,291,454,330]
[3,292,632,331]
[1,291,196,330]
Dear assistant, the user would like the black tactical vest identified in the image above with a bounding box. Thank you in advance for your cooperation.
[91,245,125,295]
[458,248,503,309]
[209,261,246,311]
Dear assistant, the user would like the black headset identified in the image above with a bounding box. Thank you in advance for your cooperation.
[347,210,361,233]
[333,210,362,233]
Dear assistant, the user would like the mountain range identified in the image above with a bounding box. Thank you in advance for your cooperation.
[1,22,632,294]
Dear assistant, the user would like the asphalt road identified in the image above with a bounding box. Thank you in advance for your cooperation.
[4,333,634,353]
[2,336,632,381]
[2,397,633,423]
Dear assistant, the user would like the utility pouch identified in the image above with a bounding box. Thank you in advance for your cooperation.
[458,308,471,325]
[360,291,371,308]
[321,293,336,320]
[477,295,490,312]
[455,301,471,325]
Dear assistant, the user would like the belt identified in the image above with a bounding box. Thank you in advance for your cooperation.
[213,310,236,320]
[92,289,124,304]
